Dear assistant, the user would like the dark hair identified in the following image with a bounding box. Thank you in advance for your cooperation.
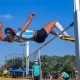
[5,28,16,37]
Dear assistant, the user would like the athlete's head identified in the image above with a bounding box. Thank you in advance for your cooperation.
[4,67,7,70]
[34,60,39,65]
[5,28,16,42]
[0,22,3,28]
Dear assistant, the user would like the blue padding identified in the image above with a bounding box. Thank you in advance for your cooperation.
[9,69,31,73]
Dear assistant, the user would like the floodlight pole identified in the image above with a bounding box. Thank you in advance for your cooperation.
[74,0,80,79]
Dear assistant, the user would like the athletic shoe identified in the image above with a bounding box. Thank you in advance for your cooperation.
[60,36,75,41]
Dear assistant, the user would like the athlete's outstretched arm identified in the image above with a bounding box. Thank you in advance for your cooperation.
[0,28,11,42]
[20,12,35,31]
[0,23,5,41]
[0,29,8,41]
[0,32,5,41]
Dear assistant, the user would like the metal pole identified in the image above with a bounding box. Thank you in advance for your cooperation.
[21,44,25,78]
[25,41,29,78]
[12,53,15,67]
[12,53,14,67]
[74,0,80,79]
[5,56,7,65]
[38,50,41,70]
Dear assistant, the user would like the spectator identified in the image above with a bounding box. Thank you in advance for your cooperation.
[58,74,64,80]
[61,71,69,80]
[3,67,9,78]
[32,60,42,80]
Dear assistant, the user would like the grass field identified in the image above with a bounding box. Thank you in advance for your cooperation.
[0,77,77,80]
[0,77,30,80]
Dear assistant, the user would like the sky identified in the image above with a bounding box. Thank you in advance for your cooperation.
[0,0,76,66]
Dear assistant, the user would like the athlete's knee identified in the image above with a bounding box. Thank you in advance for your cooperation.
[52,20,57,24]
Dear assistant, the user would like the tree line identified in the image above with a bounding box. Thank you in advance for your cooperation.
[0,55,76,78]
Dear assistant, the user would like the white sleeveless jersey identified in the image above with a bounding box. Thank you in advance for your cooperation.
[16,30,34,40]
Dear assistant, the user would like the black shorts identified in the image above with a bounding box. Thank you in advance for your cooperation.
[34,28,48,43]
[63,77,69,80]
[34,76,40,80]
[4,74,7,77]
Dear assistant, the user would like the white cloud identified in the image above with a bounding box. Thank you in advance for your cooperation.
[0,14,13,20]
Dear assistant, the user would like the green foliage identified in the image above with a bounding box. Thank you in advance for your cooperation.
[0,55,76,75]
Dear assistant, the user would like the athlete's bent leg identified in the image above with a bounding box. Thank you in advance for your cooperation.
[43,20,75,41]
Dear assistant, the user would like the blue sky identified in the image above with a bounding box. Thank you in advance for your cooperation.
[0,0,75,66]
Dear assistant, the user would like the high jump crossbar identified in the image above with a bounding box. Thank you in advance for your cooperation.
[30,22,74,55]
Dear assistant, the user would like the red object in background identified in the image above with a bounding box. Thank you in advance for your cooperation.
[0,70,3,77]
[0,23,3,28]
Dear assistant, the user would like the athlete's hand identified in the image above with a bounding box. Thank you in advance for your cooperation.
[32,76,34,79]
[28,12,35,21]
[40,75,42,80]
[30,12,36,16]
